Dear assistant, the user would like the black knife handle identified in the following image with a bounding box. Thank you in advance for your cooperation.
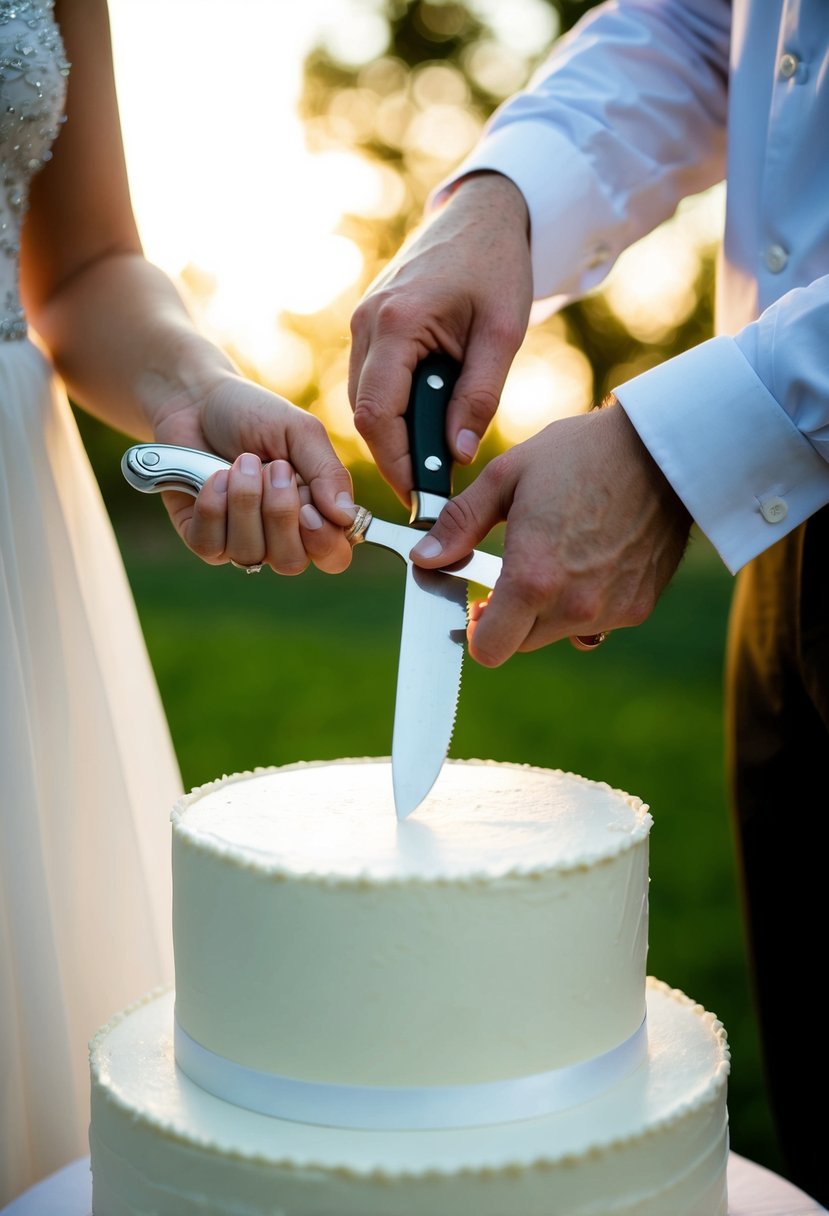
[406,351,462,528]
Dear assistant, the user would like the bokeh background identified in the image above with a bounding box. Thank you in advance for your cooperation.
[79,0,782,1181]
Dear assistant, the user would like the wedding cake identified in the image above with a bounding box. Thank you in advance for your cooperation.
[88,758,730,1214]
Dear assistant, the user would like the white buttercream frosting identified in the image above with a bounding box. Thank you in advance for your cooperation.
[89,757,730,1216]
[171,759,651,1088]
[89,982,729,1215]
[171,757,652,881]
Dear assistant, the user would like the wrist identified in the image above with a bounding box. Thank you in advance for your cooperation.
[603,396,692,530]
[446,170,530,238]
[137,327,238,436]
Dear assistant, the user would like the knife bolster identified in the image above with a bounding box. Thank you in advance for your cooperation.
[409,489,449,528]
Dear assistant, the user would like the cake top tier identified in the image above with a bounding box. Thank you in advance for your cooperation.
[172,759,651,883]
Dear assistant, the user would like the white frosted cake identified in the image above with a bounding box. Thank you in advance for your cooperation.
[89,758,730,1214]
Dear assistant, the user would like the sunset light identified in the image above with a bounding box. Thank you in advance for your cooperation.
[107,1,724,450]
[108,2,365,334]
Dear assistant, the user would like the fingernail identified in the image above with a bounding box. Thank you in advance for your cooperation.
[213,469,229,494]
[412,535,443,559]
[240,452,260,476]
[300,503,324,530]
[335,491,356,511]
[457,429,479,460]
[270,459,294,489]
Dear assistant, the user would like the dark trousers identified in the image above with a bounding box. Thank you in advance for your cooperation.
[725,506,829,1205]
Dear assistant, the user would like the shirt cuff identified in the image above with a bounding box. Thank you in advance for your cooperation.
[429,120,623,305]
[613,336,829,573]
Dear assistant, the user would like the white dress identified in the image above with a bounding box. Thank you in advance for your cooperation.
[0,3,183,1203]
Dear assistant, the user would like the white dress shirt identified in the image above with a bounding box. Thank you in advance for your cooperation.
[436,0,829,573]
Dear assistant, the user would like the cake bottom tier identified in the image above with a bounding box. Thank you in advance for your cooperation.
[89,978,729,1216]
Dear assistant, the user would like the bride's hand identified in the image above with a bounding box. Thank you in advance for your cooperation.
[153,372,356,575]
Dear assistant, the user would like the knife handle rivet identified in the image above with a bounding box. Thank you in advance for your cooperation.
[424,455,443,472]
[141,450,161,467]
[426,374,445,390]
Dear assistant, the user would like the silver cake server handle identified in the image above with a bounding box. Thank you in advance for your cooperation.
[121,444,230,497]
[121,443,503,592]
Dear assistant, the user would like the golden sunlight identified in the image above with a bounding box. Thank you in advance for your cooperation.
[108,0,363,349]
[604,185,726,343]
[107,1,723,455]
[496,335,594,446]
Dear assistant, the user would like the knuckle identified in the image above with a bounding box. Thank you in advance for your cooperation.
[564,589,602,627]
[228,482,262,511]
[625,592,654,629]
[349,300,370,342]
[372,294,416,339]
[352,394,386,439]
[350,293,405,343]
[189,539,225,563]
[296,412,327,445]
[270,555,309,577]
[461,386,500,428]
[264,497,299,526]
[486,449,517,491]
[439,493,479,535]
[487,315,525,354]
[510,564,561,608]
[194,493,226,526]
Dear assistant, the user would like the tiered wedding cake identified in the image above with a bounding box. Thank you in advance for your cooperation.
[88,758,730,1214]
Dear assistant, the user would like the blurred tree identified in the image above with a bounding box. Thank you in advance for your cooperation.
[292,0,720,492]
[79,0,720,519]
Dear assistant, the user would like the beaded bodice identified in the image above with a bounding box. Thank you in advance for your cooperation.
[0,0,68,341]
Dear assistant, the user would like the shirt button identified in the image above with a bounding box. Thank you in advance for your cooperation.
[760,496,788,524]
[764,243,789,273]
[779,52,799,79]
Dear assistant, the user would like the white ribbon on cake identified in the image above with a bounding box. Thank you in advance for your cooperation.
[174,1012,648,1130]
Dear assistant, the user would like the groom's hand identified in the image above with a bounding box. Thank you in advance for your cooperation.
[409,403,693,667]
[348,172,533,505]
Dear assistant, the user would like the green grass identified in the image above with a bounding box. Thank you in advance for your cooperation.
[115,504,784,1179]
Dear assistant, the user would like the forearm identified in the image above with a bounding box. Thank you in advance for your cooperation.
[30,251,237,441]
[432,0,730,305]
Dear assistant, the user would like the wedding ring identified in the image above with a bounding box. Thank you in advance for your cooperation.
[345,505,372,545]
[573,632,608,649]
[231,560,264,574]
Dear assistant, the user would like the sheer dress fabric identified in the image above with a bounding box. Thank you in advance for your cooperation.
[0,3,182,1203]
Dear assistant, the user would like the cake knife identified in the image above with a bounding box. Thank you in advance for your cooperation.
[120,364,501,818]
[388,352,467,821]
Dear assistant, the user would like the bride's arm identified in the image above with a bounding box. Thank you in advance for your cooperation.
[18,0,355,576]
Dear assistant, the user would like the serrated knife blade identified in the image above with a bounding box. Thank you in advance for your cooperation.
[386,351,468,820]
[391,562,467,820]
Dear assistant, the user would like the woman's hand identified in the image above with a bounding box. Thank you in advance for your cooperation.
[153,371,356,576]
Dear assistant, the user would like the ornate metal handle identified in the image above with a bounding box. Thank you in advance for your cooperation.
[121,443,231,497]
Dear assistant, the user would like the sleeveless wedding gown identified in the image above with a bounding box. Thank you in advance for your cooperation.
[0,3,183,1203]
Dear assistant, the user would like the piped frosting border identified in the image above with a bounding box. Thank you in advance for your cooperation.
[89,978,729,1181]
[170,757,653,885]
